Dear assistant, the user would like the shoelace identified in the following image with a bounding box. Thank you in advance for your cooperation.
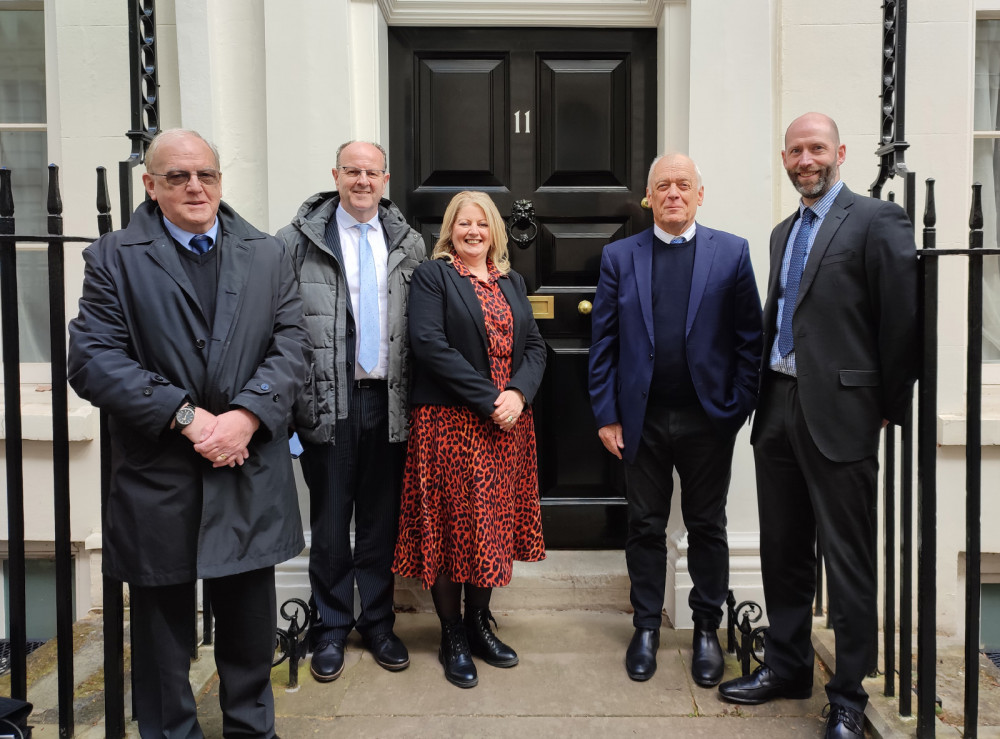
[822,703,864,734]
[444,622,471,653]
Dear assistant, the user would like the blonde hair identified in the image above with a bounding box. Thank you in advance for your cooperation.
[431,191,511,274]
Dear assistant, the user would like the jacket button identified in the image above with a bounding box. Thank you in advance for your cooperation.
[153,375,164,382]
[641,391,647,397]
[273,393,280,402]
[260,383,270,391]
[195,339,206,349]
[142,387,152,396]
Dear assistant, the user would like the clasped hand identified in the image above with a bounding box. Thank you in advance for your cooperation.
[184,407,260,467]
[491,389,525,432]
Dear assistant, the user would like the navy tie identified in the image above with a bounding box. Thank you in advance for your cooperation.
[189,234,213,254]
[777,208,816,357]
[356,224,380,373]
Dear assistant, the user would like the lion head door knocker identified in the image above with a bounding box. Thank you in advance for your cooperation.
[507,199,538,250]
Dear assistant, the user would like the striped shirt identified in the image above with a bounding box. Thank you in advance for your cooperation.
[769,179,844,376]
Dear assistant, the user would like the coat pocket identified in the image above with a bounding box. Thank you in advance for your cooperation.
[293,362,319,429]
[839,369,880,387]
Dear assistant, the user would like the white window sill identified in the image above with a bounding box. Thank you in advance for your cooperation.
[938,412,1000,446]
[0,402,98,441]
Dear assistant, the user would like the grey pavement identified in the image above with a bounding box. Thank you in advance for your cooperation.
[198,610,834,738]
[10,548,1000,737]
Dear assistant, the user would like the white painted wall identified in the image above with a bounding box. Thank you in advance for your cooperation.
[2,0,995,637]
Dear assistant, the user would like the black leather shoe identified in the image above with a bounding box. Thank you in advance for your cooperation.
[465,608,519,667]
[365,631,410,671]
[439,620,478,688]
[824,703,865,738]
[310,639,346,682]
[717,664,812,704]
[625,628,659,681]
[691,622,724,687]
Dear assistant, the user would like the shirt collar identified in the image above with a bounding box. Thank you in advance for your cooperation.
[162,215,219,249]
[653,221,697,245]
[335,204,380,231]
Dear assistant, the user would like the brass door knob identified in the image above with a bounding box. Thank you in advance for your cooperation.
[578,300,593,315]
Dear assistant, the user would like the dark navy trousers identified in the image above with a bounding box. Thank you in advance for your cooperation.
[301,381,404,643]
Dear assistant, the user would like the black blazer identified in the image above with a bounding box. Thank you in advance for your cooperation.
[752,185,918,462]
[408,258,547,419]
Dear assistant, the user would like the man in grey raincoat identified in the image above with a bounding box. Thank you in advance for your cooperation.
[68,129,310,737]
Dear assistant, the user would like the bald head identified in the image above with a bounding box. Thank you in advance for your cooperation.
[781,112,846,205]
[784,112,840,149]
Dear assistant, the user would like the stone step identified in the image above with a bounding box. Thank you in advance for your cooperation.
[393,550,632,614]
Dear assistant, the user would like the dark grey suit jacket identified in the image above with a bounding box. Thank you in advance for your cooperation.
[752,184,918,462]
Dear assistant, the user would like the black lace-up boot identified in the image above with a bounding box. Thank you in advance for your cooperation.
[439,619,478,688]
[464,608,519,667]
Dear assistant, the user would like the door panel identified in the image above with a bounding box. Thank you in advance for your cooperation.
[538,57,629,187]
[416,57,508,188]
[390,27,656,548]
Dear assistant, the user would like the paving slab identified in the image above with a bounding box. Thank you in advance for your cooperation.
[193,610,839,737]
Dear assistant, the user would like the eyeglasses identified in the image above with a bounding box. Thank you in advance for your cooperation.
[338,167,387,181]
[148,169,221,187]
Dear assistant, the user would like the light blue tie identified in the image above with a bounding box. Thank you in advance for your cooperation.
[356,223,380,373]
[189,234,213,254]
[670,237,686,244]
[777,208,816,357]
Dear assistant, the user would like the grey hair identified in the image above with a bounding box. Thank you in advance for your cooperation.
[145,129,221,172]
[646,153,703,190]
[336,141,389,171]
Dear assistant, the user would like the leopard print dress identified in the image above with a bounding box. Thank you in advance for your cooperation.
[393,257,546,589]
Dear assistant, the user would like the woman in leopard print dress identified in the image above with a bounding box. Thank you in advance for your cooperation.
[393,191,547,688]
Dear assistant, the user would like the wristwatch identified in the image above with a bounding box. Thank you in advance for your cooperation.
[175,401,196,430]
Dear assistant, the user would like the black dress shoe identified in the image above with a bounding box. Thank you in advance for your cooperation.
[717,664,812,704]
[691,622,724,687]
[824,703,865,738]
[625,628,659,681]
[310,639,346,682]
[365,631,410,671]
[439,620,478,688]
[465,608,519,667]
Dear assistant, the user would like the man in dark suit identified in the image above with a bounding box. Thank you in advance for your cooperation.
[718,113,918,739]
[68,129,310,736]
[589,153,763,687]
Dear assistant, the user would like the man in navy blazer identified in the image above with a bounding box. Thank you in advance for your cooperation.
[589,153,763,687]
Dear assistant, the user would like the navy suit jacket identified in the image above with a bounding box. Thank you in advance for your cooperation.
[589,223,763,463]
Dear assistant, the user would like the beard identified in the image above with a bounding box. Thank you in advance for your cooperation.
[787,163,835,199]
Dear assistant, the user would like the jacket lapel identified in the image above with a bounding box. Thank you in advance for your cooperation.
[205,221,255,382]
[633,231,655,345]
[798,186,853,302]
[686,224,716,336]
[448,265,490,352]
[143,231,205,324]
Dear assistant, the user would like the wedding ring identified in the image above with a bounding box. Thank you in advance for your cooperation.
[218,453,228,461]
[507,416,514,423]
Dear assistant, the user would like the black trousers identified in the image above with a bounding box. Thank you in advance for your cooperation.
[301,381,404,643]
[130,567,277,738]
[623,402,735,630]
[753,372,877,712]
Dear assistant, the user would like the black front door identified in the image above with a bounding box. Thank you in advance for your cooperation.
[389,27,656,547]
